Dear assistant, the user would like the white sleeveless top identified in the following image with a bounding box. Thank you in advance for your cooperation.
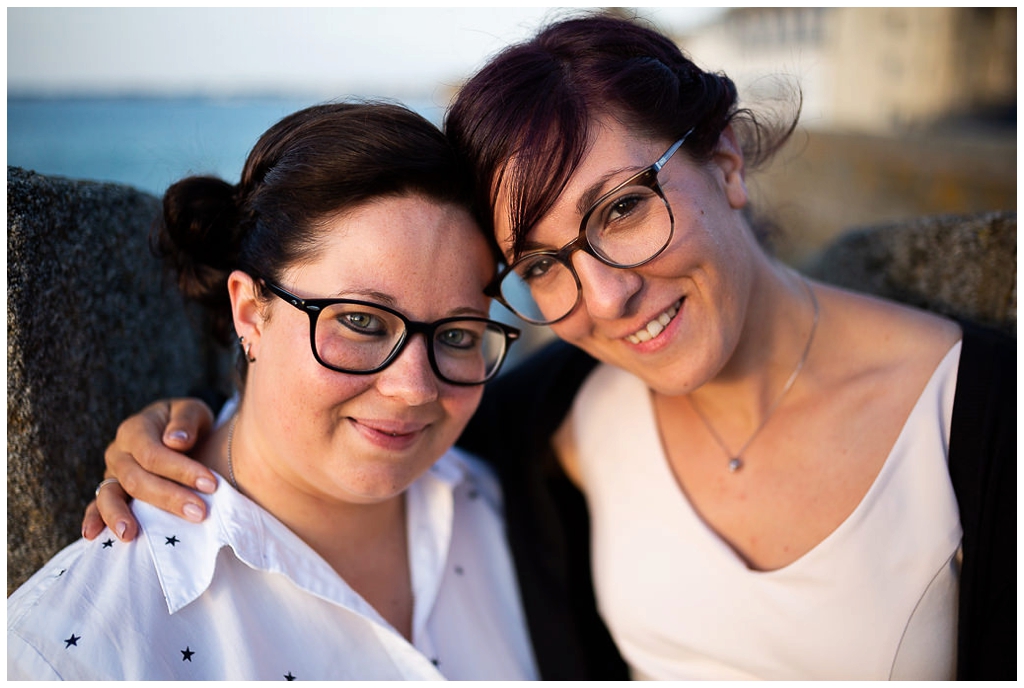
[572,343,963,680]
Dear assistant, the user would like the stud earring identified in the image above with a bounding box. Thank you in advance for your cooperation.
[238,336,256,363]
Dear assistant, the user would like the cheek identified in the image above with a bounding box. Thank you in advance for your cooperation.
[649,202,748,280]
[428,387,484,454]
[549,316,599,353]
[254,329,373,417]
[443,386,484,431]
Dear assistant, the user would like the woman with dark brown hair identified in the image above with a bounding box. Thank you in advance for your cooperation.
[9,102,534,680]
[83,14,1014,680]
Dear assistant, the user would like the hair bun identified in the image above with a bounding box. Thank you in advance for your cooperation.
[154,175,244,344]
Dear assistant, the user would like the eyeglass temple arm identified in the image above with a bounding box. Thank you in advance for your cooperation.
[653,127,695,173]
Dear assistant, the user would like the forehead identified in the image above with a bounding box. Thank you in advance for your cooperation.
[285,194,493,315]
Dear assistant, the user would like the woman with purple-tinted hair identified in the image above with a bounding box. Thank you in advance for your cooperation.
[82,13,1013,680]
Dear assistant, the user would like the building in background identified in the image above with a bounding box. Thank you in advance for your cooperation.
[674,7,1016,266]
[679,7,1016,133]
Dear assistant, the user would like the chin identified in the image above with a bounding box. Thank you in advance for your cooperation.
[335,481,411,506]
[615,355,705,397]
[335,461,434,504]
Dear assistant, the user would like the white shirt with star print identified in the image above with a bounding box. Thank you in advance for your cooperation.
[7,447,539,680]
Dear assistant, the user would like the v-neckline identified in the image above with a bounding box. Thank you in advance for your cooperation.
[634,340,962,574]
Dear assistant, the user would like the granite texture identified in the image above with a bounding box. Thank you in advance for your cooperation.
[7,167,229,595]
[805,211,1016,334]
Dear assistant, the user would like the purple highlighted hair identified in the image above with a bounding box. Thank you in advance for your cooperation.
[446,13,797,259]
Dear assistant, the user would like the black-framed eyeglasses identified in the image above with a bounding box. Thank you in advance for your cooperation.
[263,281,520,386]
[485,128,694,325]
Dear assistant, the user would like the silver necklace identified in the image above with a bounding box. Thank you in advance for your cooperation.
[226,416,239,490]
[688,278,820,473]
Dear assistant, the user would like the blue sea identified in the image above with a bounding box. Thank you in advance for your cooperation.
[7,95,445,196]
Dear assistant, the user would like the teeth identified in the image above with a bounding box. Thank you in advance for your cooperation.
[626,300,681,345]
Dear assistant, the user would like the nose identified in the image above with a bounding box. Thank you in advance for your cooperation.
[571,251,643,320]
[374,334,440,406]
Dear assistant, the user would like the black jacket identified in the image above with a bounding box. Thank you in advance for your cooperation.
[457,320,1016,680]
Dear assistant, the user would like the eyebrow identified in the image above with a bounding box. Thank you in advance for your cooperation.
[575,163,647,217]
[449,306,491,319]
[335,289,489,319]
[518,238,553,254]
[334,288,397,305]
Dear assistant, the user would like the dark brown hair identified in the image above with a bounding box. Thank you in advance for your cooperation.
[445,13,799,258]
[155,101,477,351]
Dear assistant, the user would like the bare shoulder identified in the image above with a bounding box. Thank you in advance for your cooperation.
[812,280,962,382]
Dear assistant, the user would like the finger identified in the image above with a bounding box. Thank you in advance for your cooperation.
[81,499,106,540]
[91,480,140,542]
[113,399,218,494]
[106,443,210,524]
[161,398,216,453]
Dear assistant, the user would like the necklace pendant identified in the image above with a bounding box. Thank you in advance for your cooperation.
[728,457,743,473]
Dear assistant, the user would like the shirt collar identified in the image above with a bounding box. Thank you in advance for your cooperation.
[139,448,472,617]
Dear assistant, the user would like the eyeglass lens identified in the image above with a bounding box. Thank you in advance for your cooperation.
[313,301,509,384]
[499,182,672,324]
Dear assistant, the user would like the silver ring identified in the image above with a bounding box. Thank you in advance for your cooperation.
[95,477,120,498]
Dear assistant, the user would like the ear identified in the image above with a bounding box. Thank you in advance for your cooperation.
[711,125,748,210]
[228,270,264,355]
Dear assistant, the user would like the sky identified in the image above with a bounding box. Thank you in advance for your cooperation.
[8,7,725,100]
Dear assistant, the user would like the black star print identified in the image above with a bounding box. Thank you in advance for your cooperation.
[102,538,114,548]
[64,633,80,648]
[165,535,180,546]
[454,565,464,575]
[430,658,440,667]
[284,672,296,680]
[181,646,194,661]
[58,569,66,576]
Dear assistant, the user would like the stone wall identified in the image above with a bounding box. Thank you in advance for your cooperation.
[805,211,1016,335]
[7,167,230,595]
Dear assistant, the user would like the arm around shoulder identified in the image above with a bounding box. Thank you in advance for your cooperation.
[85,397,221,542]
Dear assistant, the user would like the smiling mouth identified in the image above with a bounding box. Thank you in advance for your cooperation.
[625,299,682,344]
[350,418,431,451]
[352,419,427,437]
